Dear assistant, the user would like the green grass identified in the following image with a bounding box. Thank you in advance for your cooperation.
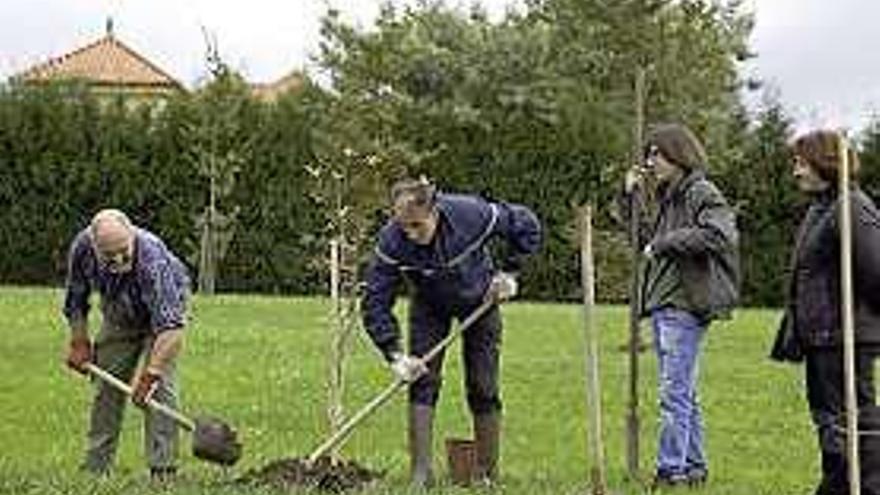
[0,286,818,494]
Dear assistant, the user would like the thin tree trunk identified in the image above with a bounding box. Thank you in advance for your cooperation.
[327,238,345,461]
[626,66,646,479]
[199,154,217,294]
[579,204,608,494]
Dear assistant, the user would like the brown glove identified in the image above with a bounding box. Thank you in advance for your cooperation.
[65,338,92,374]
[132,371,161,408]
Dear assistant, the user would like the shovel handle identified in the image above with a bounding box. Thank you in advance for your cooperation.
[85,363,195,431]
[420,297,496,365]
[307,378,407,464]
[306,298,496,463]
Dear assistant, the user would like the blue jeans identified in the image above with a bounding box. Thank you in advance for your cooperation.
[652,307,708,478]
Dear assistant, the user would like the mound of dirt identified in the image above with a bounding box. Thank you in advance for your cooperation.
[238,456,383,493]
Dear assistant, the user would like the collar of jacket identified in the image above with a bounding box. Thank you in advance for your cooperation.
[807,184,863,204]
[809,187,836,205]
[374,194,499,270]
[659,168,706,203]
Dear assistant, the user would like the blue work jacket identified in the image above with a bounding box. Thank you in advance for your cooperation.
[362,193,541,360]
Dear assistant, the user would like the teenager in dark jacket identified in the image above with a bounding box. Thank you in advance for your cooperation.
[619,123,739,488]
[362,177,541,487]
[771,129,880,495]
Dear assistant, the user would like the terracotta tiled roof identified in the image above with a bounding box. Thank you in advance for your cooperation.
[17,33,183,90]
[252,71,305,101]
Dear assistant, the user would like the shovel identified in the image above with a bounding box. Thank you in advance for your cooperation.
[84,363,243,466]
[306,297,497,464]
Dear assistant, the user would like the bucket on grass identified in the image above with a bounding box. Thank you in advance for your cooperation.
[445,437,476,486]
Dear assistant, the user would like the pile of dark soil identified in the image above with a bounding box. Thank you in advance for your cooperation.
[238,456,383,493]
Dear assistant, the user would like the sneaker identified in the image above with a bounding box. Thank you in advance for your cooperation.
[686,467,708,487]
[149,466,177,485]
[650,471,689,490]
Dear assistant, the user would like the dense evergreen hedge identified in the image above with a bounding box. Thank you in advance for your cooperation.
[7,3,877,307]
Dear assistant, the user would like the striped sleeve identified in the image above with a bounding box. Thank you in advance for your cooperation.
[143,260,188,333]
[62,232,93,325]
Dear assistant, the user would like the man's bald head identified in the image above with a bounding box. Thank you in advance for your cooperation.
[90,209,135,273]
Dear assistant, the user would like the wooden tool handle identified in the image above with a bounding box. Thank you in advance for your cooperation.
[306,298,496,463]
[85,363,195,431]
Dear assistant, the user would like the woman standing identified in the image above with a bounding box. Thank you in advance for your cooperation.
[771,129,880,494]
[619,123,740,488]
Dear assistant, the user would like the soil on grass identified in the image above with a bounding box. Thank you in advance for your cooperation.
[238,456,383,493]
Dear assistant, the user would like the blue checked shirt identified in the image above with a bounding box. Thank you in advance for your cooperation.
[63,227,190,334]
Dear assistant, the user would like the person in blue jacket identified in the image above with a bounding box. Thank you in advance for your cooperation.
[362,176,541,487]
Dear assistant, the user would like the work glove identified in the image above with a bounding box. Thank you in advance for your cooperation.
[65,337,92,374]
[389,353,428,383]
[489,271,518,303]
[624,166,652,193]
[132,370,162,408]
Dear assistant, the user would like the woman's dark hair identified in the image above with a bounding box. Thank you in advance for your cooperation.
[644,123,708,171]
[791,129,860,182]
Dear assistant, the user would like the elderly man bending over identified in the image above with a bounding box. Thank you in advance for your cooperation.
[62,209,190,481]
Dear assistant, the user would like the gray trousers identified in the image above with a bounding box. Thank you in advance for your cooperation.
[82,322,179,473]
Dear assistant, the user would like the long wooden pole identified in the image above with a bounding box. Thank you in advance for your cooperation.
[626,66,646,479]
[328,238,344,460]
[579,205,607,494]
[839,134,860,495]
[307,299,495,464]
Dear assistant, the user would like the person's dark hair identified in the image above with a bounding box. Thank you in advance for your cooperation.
[390,176,437,209]
[791,129,860,182]
[644,123,707,171]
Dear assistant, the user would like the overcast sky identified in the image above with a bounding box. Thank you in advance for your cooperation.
[1,0,878,132]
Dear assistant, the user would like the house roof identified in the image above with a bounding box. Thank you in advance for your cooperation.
[16,26,183,91]
[251,71,305,101]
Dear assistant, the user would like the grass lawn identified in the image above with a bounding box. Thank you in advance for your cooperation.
[0,286,818,494]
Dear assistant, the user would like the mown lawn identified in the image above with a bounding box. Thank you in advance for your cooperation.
[0,286,817,494]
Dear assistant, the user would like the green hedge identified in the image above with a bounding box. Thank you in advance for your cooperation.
[4,0,862,307]
[0,81,795,306]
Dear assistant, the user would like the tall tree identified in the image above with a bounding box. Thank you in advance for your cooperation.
[723,95,798,306]
[186,41,257,294]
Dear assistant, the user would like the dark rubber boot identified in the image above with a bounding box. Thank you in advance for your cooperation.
[474,412,500,484]
[409,404,434,489]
